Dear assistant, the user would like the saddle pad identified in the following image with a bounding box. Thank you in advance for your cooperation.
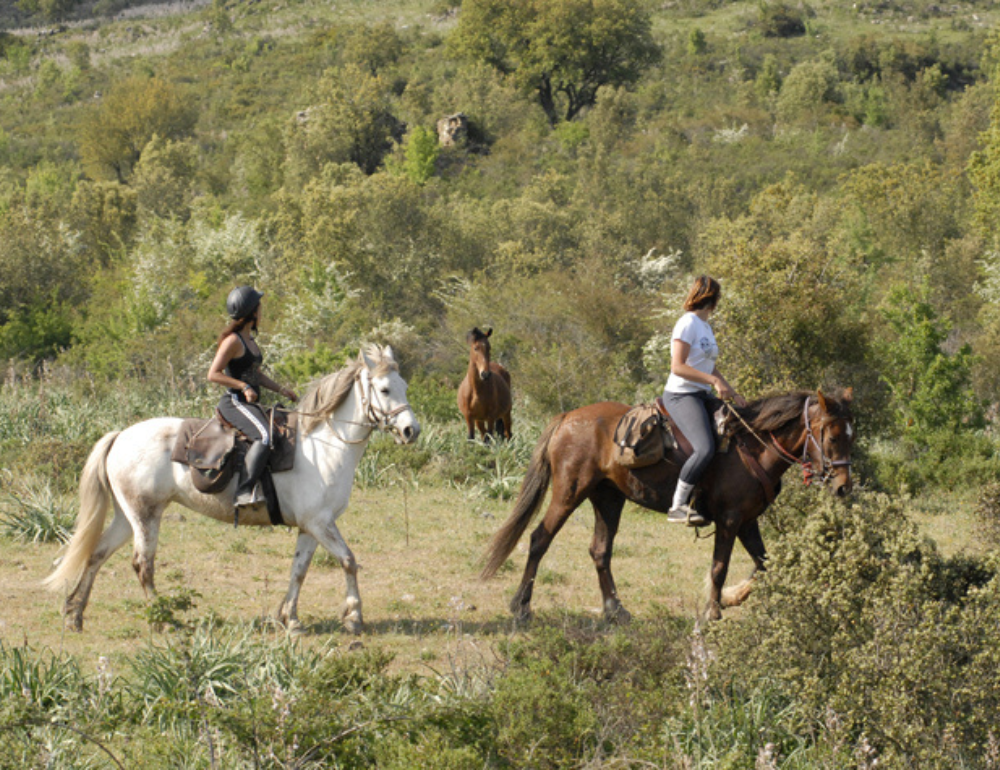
[170,409,299,474]
[613,403,674,468]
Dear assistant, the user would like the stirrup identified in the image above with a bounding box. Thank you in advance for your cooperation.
[235,482,263,508]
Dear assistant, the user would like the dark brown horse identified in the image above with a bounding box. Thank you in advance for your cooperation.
[482,389,854,621]
[458,327,513,441]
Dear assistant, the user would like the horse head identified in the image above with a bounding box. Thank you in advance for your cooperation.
[467,327,493,382]
[811,387,854,497]
[359,345,421,444]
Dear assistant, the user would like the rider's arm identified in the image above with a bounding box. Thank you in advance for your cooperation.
[257,371,298,402]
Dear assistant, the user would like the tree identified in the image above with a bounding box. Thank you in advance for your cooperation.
[77,77,197,183]
[448,0,660,126]
[284,65,402,185]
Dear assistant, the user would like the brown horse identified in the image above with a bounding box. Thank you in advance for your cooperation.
[457,327,513,441]
[482,388,854,621]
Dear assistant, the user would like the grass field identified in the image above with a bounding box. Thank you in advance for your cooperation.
[0,474,763,671]
[2,462,987,674]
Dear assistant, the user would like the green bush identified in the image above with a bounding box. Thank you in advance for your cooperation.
[708,491,1000,767]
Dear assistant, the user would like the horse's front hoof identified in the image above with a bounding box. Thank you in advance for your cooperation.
[511,604,533,627]
[605,604,632,625]
[342,610,364,635]
[705,601,723,622]
[64,615,83,633]
[286,619,305,636]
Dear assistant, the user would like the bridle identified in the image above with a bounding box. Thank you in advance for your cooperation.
[358,368,411,434]
[287,368,412,445]
[767,397,852,486]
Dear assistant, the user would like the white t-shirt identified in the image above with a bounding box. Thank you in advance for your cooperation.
[664,312,718,394]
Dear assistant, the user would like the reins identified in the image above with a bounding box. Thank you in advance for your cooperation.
[723,397,850,487]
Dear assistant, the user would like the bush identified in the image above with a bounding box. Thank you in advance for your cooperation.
[707,491,1000,767]
[756,2,807,38]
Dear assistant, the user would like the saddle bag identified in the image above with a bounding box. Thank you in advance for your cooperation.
[613,403,675,468]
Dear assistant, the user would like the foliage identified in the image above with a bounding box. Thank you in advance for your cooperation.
[0,473,73,544]
[449,0,661,125]
[76,76,197,183]
[707,491,1000,767]
[876,283,982,442]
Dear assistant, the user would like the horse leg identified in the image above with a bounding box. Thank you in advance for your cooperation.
[63,506,133,632]
[589,486,630,624]
[510,493,582,623]
[706,528,737,621]
[465,414,476,441]
[722,520,768,609]
[310,520,363,634]
[276,532,318,633]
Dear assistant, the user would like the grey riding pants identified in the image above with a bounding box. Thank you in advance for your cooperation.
[663,390,716,485]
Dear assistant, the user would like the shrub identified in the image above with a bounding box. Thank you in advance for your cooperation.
[756,3,807,38]
[708,491,1000,767]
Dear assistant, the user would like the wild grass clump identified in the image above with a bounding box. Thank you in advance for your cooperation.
[975,480,1000,546]
[0,473,74,544]
[705,490,1000,767]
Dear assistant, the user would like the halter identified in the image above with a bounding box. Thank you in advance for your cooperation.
[768,397,851,486]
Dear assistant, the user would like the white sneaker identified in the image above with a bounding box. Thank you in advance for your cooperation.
[666,504,707,527]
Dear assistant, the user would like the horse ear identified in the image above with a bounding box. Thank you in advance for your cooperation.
[486,327,493,338]
[842,386,854,403]
[816,389,828,413]
[382,345,396,363]
[359,346,375,369]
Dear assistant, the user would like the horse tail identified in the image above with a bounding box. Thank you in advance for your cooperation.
[480,414,563,579]
[44,431,120,594]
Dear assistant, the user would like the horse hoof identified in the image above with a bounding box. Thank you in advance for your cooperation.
[512,607,533,627]
[65,617,83,633]
[705,602,723,622]
[286,619,304,635]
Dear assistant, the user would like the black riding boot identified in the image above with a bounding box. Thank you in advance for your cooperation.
[235,440,270,507]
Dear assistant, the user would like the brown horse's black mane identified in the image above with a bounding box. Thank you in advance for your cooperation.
[731,389,850,435]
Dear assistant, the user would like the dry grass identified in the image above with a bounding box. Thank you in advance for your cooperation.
[0,484,751,673]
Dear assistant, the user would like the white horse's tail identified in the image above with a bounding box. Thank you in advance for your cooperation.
[44,431,120,594]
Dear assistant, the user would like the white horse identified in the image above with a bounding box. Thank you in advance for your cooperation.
[45,345,420,634]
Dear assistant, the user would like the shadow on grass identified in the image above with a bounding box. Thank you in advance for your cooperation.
[298,608,665,639]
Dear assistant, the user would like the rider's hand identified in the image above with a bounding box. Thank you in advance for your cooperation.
[281,386,298,402]
[244,386,258,403]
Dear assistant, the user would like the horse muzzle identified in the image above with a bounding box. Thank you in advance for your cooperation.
[391,414,421,445]
[479,370,492,381]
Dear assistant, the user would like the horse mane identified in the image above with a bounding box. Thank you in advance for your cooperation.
[297,345,399,434]
[732,389,851,435]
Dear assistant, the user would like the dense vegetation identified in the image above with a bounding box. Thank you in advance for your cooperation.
[2,0,1000,766]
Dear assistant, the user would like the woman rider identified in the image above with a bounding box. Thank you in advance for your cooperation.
[663,276,746,526]
[208,286,298,509]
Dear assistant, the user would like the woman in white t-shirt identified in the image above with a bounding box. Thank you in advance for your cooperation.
[663,276,746,526]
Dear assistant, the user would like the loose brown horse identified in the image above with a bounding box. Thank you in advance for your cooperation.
[482,389,854,621]
[457,327,513,441]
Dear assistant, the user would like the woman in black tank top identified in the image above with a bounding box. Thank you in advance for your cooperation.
[208,286,298,509]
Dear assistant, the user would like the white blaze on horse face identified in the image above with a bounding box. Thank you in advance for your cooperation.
[846,421,854,441]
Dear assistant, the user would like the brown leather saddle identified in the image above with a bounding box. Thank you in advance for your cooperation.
[170,407,299,525]
[612,397,730,470]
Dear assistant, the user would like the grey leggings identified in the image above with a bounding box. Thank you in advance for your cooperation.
[663,390,716,485]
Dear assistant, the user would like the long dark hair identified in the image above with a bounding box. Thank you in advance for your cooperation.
[216,314,258,348]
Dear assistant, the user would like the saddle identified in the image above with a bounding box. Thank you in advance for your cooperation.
[170,407,299,525]
[612,398,729,470]
[613,403,676,468]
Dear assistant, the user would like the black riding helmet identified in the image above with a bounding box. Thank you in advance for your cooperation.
[226,286,263,320]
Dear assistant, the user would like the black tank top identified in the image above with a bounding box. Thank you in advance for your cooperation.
[224,334,262,395]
